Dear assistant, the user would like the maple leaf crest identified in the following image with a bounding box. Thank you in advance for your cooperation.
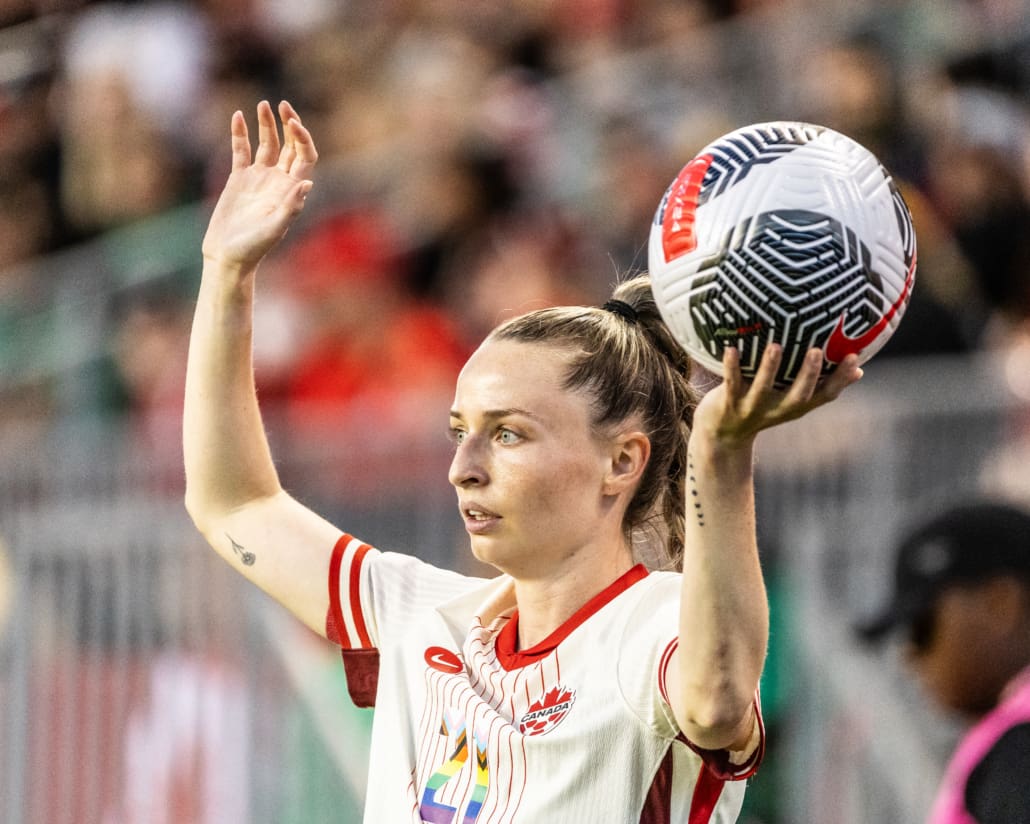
[518,685,576,736]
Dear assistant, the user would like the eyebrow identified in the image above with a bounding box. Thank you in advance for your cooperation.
[448,407,543,424]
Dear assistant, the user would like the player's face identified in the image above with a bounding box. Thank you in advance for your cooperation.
[904,584,1005,717]
[447,338,615,576]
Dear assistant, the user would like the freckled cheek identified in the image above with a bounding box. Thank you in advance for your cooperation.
[496,448,600,523]
[530,466,598,524]
[494,468,562,522]
[504,468,563,518]
[525,482,566,523]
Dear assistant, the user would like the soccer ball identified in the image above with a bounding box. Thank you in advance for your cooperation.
[648,121,916,386]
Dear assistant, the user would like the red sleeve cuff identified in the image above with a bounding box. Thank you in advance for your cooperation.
[682,695,765,781]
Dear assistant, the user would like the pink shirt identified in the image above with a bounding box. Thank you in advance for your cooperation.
[928,666,1030,824]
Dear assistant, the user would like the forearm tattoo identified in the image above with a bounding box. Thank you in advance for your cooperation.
[688,453,704,527]
[226,534,256,566]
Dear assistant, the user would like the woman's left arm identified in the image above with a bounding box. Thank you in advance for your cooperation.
[667,344,862,752]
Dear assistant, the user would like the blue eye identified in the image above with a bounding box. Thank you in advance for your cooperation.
[498,429,520,445]
[449,428,467,445]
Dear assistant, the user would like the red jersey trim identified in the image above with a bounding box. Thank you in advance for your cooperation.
[495,564,650,671]
[688,764,725,823]
[678,698,765,782]
[340,648,380,708]
[658,637,678,704]
[327,535,348,645]
[658,639,765,781]
[640,744,675,824]
[639,741,727,824]
[349,543,373,647]
[326,533,374,649]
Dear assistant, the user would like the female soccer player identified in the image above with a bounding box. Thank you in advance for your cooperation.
[184,100,863,822]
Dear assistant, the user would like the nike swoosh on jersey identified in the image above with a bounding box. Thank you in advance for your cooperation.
[825,255,916,363]
[424,646,463,674]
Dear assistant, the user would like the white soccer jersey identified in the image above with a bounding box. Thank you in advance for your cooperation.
[325,533,764,823]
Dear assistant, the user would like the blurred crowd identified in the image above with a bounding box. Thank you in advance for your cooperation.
[1,5,1028,822]
[1,0,1029,494]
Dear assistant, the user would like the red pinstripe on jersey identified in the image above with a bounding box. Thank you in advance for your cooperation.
[461,615,535,817]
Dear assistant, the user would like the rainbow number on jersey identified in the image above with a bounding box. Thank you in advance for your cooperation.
[420,708,490,824]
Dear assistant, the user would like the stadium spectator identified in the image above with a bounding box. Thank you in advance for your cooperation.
[0,21,70,256]
[263,207,470,499]
[859,501,1030,824]
[102,281,195,488]
[437,208,606,351]
[0,173,51,273]
[56,2,210,235]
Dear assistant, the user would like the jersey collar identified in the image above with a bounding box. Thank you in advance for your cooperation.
[495,563,650,670]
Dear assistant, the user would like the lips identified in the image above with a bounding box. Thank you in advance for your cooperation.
[461,503,501,533]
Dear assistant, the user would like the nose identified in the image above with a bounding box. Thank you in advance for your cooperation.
[448,435,488,488]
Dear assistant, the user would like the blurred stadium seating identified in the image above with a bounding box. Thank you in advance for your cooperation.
[1,1,1029,822]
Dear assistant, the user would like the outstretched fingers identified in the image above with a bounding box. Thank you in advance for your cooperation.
[769,347,863,421]
[230,110,251,170]
[254,100,281,166]
[277,101,297,172]
[209,100,319,272]
[701,343,864,446]
[288,123,318,180]
[231,100,317,182]
[277,101,318,179]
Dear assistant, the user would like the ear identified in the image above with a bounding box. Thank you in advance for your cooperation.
[602,430,651,497]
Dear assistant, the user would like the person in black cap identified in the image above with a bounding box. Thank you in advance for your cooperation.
[859,500,1030,824]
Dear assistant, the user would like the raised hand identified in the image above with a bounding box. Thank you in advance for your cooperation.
[201,100,318,276]
[692,345,863,449]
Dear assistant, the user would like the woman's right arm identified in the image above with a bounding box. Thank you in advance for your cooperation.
[184,100,342,636]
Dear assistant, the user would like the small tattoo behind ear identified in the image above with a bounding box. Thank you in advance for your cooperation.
[227,534,256,566]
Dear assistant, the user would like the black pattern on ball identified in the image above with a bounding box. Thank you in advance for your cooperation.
[687,209,886,384]
[698,123,826,206]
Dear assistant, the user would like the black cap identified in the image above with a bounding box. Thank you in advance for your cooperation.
[857,501,1030,642]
